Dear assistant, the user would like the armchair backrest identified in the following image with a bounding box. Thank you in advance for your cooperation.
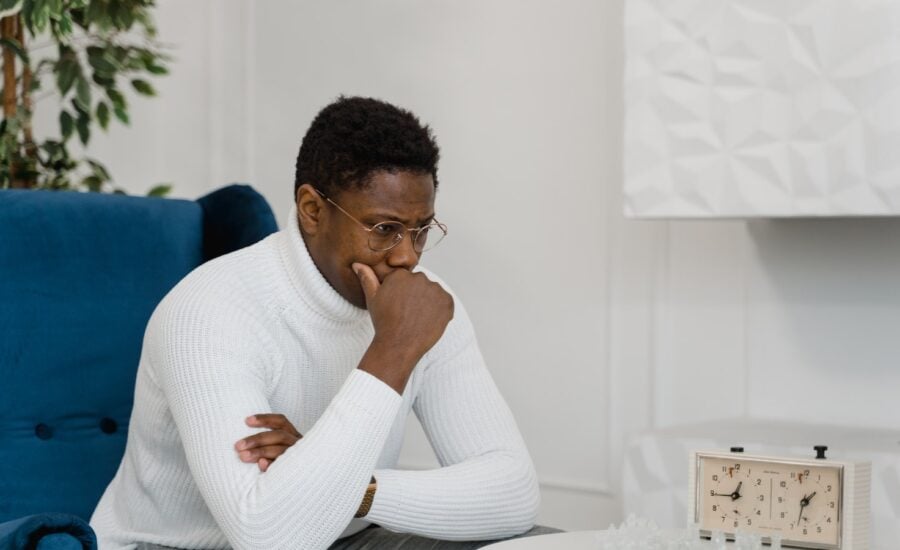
[0,185,277,522]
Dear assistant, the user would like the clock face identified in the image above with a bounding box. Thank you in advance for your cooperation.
[696,454,842,548]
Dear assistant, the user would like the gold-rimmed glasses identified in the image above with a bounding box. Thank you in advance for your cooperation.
[315,188,448,253]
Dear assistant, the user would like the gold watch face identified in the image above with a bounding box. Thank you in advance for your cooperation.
[695,453,842,549]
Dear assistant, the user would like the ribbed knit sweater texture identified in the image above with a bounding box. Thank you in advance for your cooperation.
[89,207,540,550]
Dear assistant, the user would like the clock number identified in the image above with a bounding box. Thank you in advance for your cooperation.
[817,527,822,534]
[803,469,810,476]
[758,495,765,502]
[713,475,719,481]
[780,512,785,519]
[712,505,718,512]
[734,464,741,471]
[756,510,761,516]
[827,484,832,492]
[777,496,784,503]
[756,478,762,486]
[803,528,808,535]
[710,490,715,497]
[829,501,835,509]
[780,481,787,488]
[734,521,739,528]
[746,519,752,526]
[827,517,832,523]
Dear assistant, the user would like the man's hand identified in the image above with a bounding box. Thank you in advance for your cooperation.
[353,263,454,393]
[234,414,302,472]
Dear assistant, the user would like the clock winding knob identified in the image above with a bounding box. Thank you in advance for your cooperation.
[814,445,828,459]
[730,446,744,453]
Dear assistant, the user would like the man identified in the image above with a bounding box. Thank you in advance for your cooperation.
[91,97,557,549]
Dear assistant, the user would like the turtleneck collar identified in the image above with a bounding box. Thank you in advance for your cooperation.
[279,204,370,324]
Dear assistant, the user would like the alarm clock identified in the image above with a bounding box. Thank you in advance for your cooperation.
[687,447,871,549]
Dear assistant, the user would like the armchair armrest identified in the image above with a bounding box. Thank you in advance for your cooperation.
[0,513,96,550]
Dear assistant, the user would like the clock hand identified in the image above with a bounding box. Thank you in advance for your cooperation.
[731,481,743,501]
[797,493,810,525]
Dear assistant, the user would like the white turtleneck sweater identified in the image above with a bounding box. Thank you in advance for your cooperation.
[89,207,540,550]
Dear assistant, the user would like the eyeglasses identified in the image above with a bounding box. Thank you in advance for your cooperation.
[315,188,448,253]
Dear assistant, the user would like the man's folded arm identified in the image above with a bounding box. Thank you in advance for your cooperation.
[150,296,402,550]
[365,303,541,541]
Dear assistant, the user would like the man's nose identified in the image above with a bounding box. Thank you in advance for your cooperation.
[385,231,419,269]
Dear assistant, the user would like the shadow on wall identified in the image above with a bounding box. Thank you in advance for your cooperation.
[746,217,900,379]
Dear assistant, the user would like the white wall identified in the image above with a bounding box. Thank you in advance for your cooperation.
[39,0,900,533]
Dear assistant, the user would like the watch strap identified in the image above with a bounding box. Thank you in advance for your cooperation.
[354,476,377,518]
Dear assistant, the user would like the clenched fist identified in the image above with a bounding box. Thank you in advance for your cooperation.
[353,263,453,393]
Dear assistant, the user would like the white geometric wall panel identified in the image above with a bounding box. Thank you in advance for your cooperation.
[624,0,900,218]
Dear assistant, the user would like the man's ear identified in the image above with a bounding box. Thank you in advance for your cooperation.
[296,183,326,236]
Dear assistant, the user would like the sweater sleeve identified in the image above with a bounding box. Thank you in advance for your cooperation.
[150,292,402,550]
[365,298,541,541]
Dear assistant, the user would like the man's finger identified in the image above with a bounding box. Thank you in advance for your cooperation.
[236,430,300,451]
[352,263,380,305]
[245,414,302,438]
[238,445,291,462]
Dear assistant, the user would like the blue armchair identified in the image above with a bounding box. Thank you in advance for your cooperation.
[0,185,278,549]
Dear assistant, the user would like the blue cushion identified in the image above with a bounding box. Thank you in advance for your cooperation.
[198,184,278,261]
[0,513,96,550]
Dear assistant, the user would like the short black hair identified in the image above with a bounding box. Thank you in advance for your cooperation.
[294,96,440,199]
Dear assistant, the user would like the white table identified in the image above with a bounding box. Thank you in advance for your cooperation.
[482,531,603,549]
[482,529,719,549]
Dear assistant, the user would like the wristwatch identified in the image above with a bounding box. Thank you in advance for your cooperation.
[354,476,377,518]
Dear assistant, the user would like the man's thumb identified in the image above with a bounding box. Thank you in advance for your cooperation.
[352,263,380,304]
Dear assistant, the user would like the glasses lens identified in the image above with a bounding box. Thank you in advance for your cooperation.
[415,223,447,253]
[369,222,404,251]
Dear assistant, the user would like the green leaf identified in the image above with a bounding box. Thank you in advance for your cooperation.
[75,74,91,111]
[56,57,78,95]
[0,0,22,18]
[113,106,129,125]
[147,183,171,197]
[145,63,168,75]
[76,112,90,145]
[107,88,126,111]
[31,0,50,31]
[59,110,74,140]
[91,72,114,86]
[96,101,110,130]
[56,10,73,36]
[131,79,155,96]
[88,47,117,74]
[82,175,102,191]
[87,159,110,181]
[0,37,28,63]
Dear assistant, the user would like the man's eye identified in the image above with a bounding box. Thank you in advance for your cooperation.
[374,223,397,236]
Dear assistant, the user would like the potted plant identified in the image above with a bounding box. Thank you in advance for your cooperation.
[0,0,169,194]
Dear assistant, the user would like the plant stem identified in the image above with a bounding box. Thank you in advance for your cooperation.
[1,15,22,187]
[17,17,37,177]
[1,16,16,119]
